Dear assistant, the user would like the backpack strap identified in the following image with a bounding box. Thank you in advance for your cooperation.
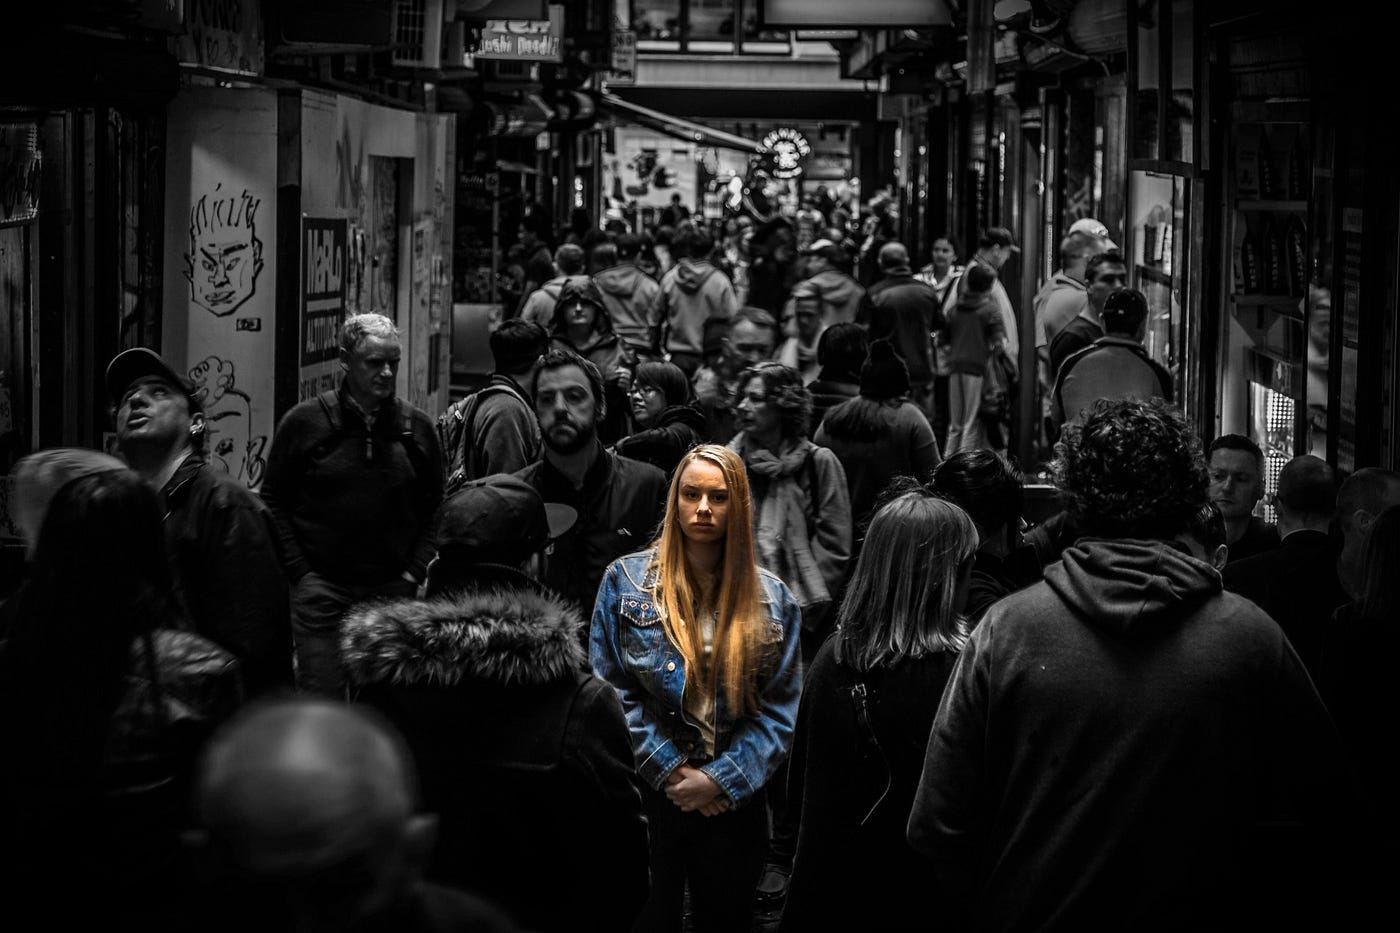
[848,680,892,825]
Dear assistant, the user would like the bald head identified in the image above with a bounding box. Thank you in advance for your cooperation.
[878,241,911,274]
[1275,455,1336,529]
[196,699,418,875]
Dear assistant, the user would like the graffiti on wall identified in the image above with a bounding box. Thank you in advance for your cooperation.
[188,355,267,487]
[185,184,265,317]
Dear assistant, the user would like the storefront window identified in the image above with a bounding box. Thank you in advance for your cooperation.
[635,0,784,52]
[634,0,681,43]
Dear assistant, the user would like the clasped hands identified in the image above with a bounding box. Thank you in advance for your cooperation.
[665,763,731,817]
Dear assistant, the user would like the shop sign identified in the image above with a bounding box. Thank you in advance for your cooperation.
[301,217,347,367]
[0,123,42,226]
[474,5,563,62]
[608,29,637,85]
[760,127,811,180]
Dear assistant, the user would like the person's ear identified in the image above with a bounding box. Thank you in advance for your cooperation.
[190,412,207,439]
[1211,544,1229,570]
[339,347,351,372]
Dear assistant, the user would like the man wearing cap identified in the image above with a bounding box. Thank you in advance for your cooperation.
[515,348,669,614]
[260,313,443,697]
[863,241,944,419]
[342,474,649,933]
[107,347,293,696]
[1050,287,1172,434]
[791,238,866,329]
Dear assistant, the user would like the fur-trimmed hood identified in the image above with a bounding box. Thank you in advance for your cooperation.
[341,585,587,689]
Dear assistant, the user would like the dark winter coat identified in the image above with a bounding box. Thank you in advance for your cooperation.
[865,273,943,383]
[161,453,292,695]
[813,396,939,532]
[781,637,958,932]
[514,444,669,615]
[808,372,861,429]
[612,403,705,479]
[261,384,443,585]
[342,583,649,933]
[909,538,1358,931]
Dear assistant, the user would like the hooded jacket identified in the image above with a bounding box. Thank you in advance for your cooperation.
[551,277,637,444]
[594,263,661,355]
[342,584,649,933]
[798,268,867,328]
[909,538,1353,931]
[657,258,738,358]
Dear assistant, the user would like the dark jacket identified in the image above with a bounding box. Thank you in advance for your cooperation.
[162,453,292,696]
[940,291,1004,376]
[865,273,943,383]
[781,637,958,932]
[612,403,705,479]
[514,445,669,613]
[808,371,861,429]
[909,539,1356,931]
[964,545,1044,626]
[1048,312,1103,379]
[1222,528,1346,678]
[261,385,443,586]
[342,583,649,933]
[1225,515,1281,565]
[1053,335,1173,428]
[813,396,939,532]
[202,879,522,933]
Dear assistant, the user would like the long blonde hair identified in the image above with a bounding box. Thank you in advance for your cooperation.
[650,444,768,714]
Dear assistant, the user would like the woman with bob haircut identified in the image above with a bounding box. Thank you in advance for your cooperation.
[613,360,706,479]
[780,490,977,932]
[590,443,803,933]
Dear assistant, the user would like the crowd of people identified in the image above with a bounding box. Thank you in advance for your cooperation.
[1,193,1396,932]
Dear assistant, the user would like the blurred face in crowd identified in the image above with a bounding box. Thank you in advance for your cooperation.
[725,320,776,372]
[676,457,730,545]
[117,376,200,452]
[1086,260,1128,314]
[341,335,401,408]
[562,297,599,334]
[735,377,782,441]
[930,238,957,275]
[536,363,599,454]
[630,381,668,428]
[792,297,822,342]
[1209,449,1265,522]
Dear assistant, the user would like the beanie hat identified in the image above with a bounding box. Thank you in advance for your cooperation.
[859,339,910,400]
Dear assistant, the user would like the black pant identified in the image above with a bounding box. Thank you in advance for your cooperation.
[633,784,768,933]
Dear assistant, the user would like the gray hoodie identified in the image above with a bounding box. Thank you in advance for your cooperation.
[657,259,737,357]
[594,263,661,354]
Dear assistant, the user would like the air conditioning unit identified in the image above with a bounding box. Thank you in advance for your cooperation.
[393,0,446,69]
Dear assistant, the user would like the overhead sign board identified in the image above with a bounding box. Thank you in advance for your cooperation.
[760,127,811,179]
[474,4,563,62]
[456,0,547,18]
[758,0,952,28]
[608,29,637,85]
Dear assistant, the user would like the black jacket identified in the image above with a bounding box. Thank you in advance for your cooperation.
[162,453,292,695]
[808,372,861,430]
[612,403,705,479]
[514,445,668,613]
[261,385,444,586]
[1222,528,1346,678]
[865,273,943,383]
[342,583,649,933]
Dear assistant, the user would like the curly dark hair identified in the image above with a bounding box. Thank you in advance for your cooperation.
[735,361,812,439]
[1051,397,1208,540]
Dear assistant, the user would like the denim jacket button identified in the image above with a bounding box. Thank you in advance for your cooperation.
[666,661,676,672]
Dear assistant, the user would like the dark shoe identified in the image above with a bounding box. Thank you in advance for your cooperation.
[754,863,790,908]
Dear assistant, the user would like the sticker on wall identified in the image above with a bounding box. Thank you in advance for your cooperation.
[185,184,265,317]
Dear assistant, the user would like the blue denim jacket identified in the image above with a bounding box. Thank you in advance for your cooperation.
[589,550,803,808]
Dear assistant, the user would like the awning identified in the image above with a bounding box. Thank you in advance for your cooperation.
[597,92,765,153]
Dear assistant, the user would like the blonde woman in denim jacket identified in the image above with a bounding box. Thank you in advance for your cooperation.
[591,443,803,933]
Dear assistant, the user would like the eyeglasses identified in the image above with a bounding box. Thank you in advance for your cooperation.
[629,384,662,398]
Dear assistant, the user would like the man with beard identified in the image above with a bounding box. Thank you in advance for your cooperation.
[514,348,669,613]
[262,313,443,696]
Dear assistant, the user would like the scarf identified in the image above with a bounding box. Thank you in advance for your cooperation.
[729,435,831,619]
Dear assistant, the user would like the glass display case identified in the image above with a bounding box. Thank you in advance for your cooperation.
[1128,170,1190,389]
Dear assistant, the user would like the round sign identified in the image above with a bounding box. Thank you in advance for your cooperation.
[760,127,811,180]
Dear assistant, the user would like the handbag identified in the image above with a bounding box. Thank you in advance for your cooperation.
[979,347,1018,420]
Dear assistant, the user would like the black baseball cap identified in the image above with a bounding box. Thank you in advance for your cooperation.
[105,348,204,415]
[435,474,577,567]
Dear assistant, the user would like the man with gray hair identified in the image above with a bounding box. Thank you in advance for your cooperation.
[262,313,443,696]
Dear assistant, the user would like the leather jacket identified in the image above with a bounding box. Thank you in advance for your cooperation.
[589,549,803,808]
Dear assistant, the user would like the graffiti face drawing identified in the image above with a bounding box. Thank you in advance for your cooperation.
[184,185,265,317]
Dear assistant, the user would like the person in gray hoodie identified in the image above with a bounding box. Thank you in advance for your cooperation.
[790,238,867,329]
[656,227,737,377]
[592,233,661,360]
[909,397,1361,932]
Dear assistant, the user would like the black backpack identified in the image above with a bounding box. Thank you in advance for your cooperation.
[435,382,528,496]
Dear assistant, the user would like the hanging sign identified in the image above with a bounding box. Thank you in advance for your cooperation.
[608,29,637,85]
[474,4,564,62]
[0,123,41,226]
[301,217,347,367]
[760,127,811,179]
